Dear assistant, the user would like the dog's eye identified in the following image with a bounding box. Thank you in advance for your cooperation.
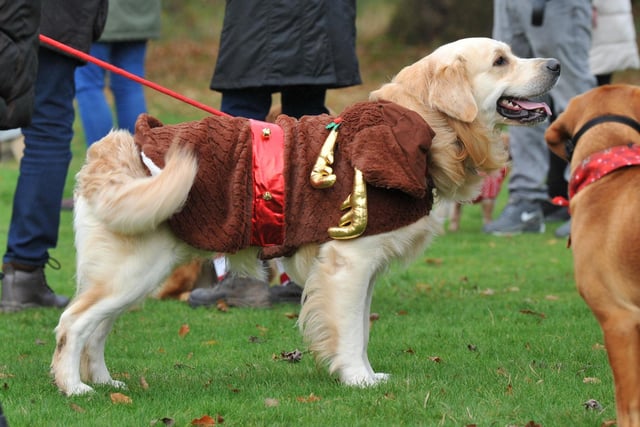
[493,56,508,66]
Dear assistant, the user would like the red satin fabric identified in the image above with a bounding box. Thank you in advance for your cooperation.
[249,119,286,246]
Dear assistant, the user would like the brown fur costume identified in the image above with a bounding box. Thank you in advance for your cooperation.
[134,101,435,258]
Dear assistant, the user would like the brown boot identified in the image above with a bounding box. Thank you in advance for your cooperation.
[0,263,70,312]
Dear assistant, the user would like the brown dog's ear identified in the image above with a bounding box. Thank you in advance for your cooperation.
[428,57,478,123]
[544,112,573,160]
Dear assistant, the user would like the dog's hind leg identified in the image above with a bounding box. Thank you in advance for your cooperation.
[80,316,126,389]
[298,240,385,386]
[596,308,640,427]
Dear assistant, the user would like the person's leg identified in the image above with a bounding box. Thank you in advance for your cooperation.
[75,42,113,146]
[220,88,272,120]
[110,41,148,134]
[280,86,329,118]
[486,0,546,234]
[1,48,77,310]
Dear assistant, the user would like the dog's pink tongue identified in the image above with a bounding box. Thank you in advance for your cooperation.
[515,100,552,116]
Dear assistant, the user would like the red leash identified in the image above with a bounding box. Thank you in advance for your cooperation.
[39,34,230,117]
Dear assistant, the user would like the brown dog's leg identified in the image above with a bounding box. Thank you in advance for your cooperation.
[599,312,640,427]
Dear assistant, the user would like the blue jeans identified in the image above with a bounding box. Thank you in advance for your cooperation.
[75,41,148,146]
[220,86,329,120]
[3,48,77,267]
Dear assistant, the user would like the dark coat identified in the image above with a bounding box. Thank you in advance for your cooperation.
[0,0,107,129]
[210,0,361,91]
[0,0,41,129]
[40,0,108,59]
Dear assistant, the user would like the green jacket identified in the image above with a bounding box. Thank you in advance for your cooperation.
[100,0,161,41]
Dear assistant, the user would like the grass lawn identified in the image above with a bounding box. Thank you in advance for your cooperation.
[1,1,638,426]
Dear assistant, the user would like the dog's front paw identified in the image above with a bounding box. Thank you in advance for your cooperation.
[96,378,127,390]
[341,371,389,387]
[64,383,95,396]
[373,372,390,382]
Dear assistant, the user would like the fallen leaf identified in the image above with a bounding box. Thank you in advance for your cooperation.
[191,415,216,426]
[384,392,396,400]
[424,257,443,265]
[203,340,218,346]
[519,309,546,319]
[264,398,280,407]
[140,376,149,390]
[584,399,603,411]
[480,288,495,296]
[467,344,478,352]
[34,338,45,346]
[110,392,132,404]
[397,310,408,316]
[179,324,190,337]
[69,403,85,413]
[280,349,303,362]
[284,312,298,319]
[369,313,380,322]
[524,422,541,427]
[429,356,442,363]
[583,377,601,384]
[601,420,617,427]
[227,384,240,393]
[216,300,229,312]
[545,294,559,301]
[150,418,175,426]
[256,324,268,334]
[296,393,321,403]
[592,343,606,351]
[404,348,415,355]
[248,336,262,343]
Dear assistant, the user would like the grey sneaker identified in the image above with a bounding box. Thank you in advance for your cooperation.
[483,199,545,235]
[0,263,70,312]
[554,219,571,238]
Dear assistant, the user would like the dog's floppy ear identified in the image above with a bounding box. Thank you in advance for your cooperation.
[544,111,573,160]
[428,57,478,123]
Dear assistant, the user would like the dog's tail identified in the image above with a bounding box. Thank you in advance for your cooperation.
[79,130,198,235]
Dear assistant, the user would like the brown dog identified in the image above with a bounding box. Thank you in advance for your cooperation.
[545,84,640,427]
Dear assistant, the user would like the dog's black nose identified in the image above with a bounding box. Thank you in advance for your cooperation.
[546,59,561,75]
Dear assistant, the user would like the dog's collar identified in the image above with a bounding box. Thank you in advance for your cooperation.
[566,114,640,161]
[569,143,640,199]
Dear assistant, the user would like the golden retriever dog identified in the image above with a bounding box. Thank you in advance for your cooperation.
[545,84,640,427]
[51,37,559,396]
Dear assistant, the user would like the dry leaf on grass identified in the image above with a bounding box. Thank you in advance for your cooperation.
[296,393,321,403]
[284,312,298,319]
[69,403,85,413]
[519,309,546,319]
[583,377,601,384]
[110,392,132,404]
[278,349,303,362]
[264,398,280,407]
[179,324,190,337]
[429,356,442,363]
[140,376,149,390]
[191,414,224,425]
[583,399,603,411]
[151,417,176,426]
[216,300,229,312]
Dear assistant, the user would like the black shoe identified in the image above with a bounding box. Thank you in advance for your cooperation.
[189,274,271,308]
[268,281,303,304]
[0,263,70,312]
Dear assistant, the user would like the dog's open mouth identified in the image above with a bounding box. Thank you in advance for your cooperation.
[497,97,552,124]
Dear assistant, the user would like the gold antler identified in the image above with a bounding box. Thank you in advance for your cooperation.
[310,119,342,189]
[328,168,368,239]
